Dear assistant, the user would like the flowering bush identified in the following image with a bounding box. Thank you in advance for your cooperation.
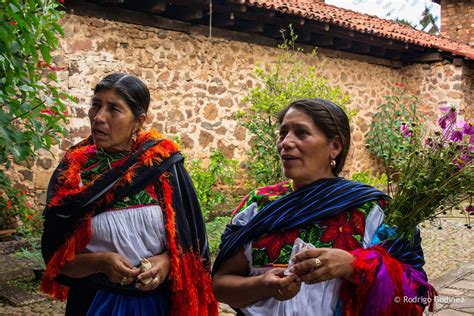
[0,172,37,232]
[366,85,422,186]
[384,106,473,240]
[238,26,352,187]
[0,0,72,233]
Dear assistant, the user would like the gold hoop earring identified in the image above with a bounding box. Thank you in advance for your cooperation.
[330,159,336,169]
[131,132,137,143]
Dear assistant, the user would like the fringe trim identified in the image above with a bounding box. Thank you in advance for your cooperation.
[161,176,218,315]
[40,217,92,300]
[41,129,182,300]
[340,245,436,316]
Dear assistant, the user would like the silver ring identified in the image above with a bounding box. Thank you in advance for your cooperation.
[120,276,127,285]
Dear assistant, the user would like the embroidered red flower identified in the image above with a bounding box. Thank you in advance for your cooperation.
[319,209,366,251]
[253,228,299,262]
[145,184,159,200]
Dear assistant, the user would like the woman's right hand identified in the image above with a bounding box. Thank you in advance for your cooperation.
[101,252,140,284]
[263,268,301,301]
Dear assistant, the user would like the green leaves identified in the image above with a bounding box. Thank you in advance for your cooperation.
[239,26,353,187]
[365,87,422,195]
[186,150,238,221]
[0,0,68,166]
[0,0,73,231]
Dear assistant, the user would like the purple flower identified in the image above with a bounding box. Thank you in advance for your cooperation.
[438,106,457,129]
[438,116,447,129]
[466,205,474,216]
[463,122,474,136]
[400,123,412,137]
[450,130,464,142]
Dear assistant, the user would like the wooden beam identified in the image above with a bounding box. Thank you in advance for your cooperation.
[234,19,264,33]
[295,31,312,42]
[212,4,247,13]
[124,0,166,14]
[164,5,203,21]
[169,0,210,5]
[232,8,280,22]
[414,52,443,62]
[333,38,351,49]
[66,1,192,33]
[453,58,464,66]
[351,42,370,53]
[311,33,333,46]
[386,49,401,60]
[262,25,286,39]
[212,12,235,27]
[370,46,387,57]
[96,0,124,4]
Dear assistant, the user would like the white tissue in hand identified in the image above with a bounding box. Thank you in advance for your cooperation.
[284,238,316,276]
[139,258,153,285]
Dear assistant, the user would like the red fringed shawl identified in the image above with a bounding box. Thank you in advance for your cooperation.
[40,129,217,315]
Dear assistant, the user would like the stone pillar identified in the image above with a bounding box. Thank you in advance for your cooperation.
[439,0,474,47]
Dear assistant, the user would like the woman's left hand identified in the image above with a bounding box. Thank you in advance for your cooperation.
[135,251,170,291]
[290,248,354,284]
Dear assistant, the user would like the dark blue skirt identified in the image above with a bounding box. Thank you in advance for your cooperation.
[86,290,169,315]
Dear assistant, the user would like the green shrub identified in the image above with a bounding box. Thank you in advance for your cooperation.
[351,171,387,191]
[205,216,231,258]
[237,26,353,187]
[365,86,422,186]
[186,150,237,221]
[0,0,74,232]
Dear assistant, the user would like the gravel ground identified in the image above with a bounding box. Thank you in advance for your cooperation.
[420,217,473,281]
[0,217,471,315]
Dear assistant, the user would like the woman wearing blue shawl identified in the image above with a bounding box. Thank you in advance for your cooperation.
[212,99,435,315]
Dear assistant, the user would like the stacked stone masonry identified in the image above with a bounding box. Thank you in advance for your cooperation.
[440,0,474,47]
[8,14,473,209]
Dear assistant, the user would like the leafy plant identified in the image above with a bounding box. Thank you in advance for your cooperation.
[205,216,231,258]
[186,150,237,221]
[0,0,72,230]
[15,241,45,269]
[365,85,422,192]
[383,107,473,240]
[0,172,35,231]
[351,171,387,191]
[237,25,353,187]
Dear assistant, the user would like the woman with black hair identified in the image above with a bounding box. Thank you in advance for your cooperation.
[212,99,435,315]
[41,73,217,315]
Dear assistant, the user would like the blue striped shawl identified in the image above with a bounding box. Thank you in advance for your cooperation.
[213,177,388,273]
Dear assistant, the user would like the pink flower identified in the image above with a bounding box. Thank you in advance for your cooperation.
[450,130,463,142]
[438,107,457,129]
[400,123,412,137]
[463,122,474,136]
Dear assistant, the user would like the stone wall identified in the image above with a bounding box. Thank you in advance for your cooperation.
[440,0,474,47]
[9,13,472,209]
[401,61,473,120]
